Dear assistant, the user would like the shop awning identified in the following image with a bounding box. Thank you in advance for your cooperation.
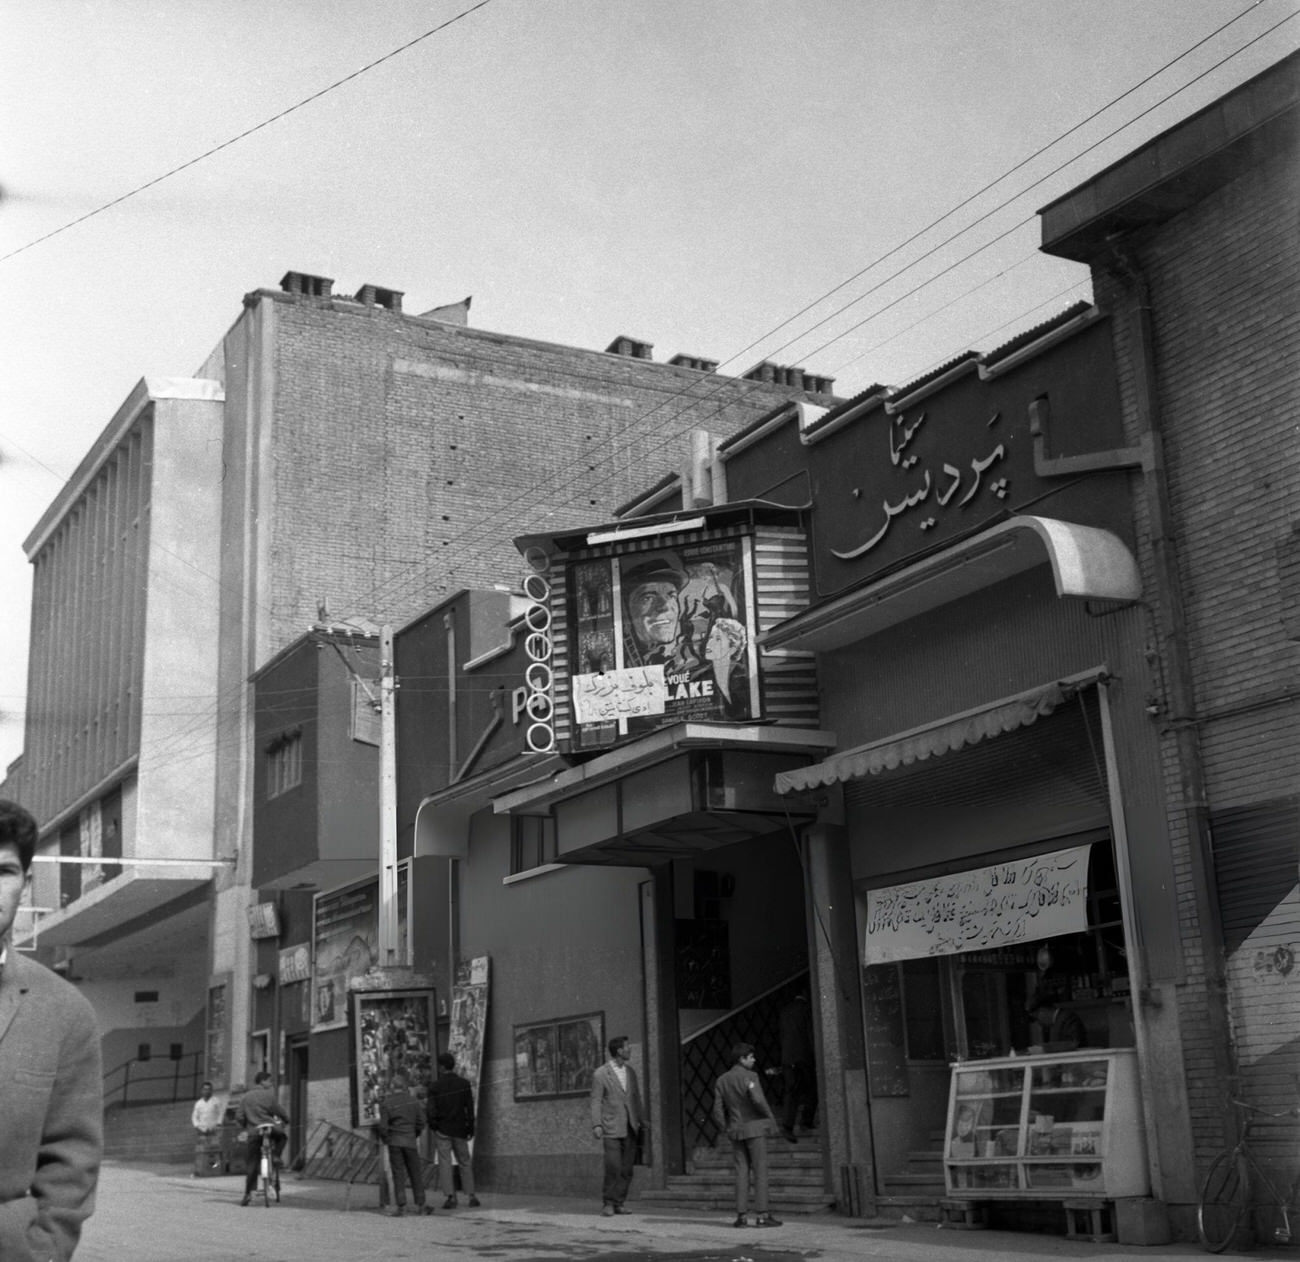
[761,516,1140,653]
[775,677,1089,795]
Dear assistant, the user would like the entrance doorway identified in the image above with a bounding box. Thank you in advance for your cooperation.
[286,1036,309,1166]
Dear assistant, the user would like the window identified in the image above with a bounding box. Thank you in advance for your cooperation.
[266,730,302,798]
[510,815,556,875]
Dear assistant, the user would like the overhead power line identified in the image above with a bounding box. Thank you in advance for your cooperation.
[0,0,494,265]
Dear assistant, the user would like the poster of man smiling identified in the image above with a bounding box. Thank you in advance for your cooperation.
[567,535,759,749]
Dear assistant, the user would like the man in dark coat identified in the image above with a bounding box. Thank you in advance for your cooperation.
[0,798,103,1262]
[1028,988,1088,1052]
[589,1035,644,1216]
[427,1052,480,1208]
[236,1070,289,1205]
[378,1070,430,1216]
[775,990,817,1141]
[712,1042,782,1229]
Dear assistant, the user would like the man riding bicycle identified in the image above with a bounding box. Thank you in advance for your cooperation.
[236,1071,289,1206]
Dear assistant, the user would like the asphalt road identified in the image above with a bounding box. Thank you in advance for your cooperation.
[71,1162,1262,1262]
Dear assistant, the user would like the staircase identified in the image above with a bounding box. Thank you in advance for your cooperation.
[876,1130,947,1222]
[641,1132,835,1215]
[103,1100,195,1165]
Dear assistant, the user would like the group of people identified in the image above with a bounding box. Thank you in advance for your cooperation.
[376,1053,481,1216]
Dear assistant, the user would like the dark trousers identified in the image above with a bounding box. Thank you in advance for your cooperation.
[388,1144,425,1207]
[730,1134,769,1214]
[781,1060,818,1130]
[601,1133,636,1207]
[243,1131,286,1195]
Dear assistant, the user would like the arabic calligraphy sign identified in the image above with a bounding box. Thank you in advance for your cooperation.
[572,665,666,724]
[807,316,1126,594]
[863,844,1092,964]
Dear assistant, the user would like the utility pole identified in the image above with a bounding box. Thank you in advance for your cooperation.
[377,624,401,966]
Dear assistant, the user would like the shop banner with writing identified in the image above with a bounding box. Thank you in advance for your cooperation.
[864,844,1091,964]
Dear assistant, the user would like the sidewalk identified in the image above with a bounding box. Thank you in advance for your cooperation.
[74,1160,1277,1262]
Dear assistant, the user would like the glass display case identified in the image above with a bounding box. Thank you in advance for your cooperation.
[944,1048,1148,1198]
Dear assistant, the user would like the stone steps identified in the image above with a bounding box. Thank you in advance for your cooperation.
[103,1100,196,1165]
[640,1132,836,1215]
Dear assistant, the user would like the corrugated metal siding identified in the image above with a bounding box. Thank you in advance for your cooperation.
[1211,796,1299,956]
[24,414,152,821]
[753,526,818,728]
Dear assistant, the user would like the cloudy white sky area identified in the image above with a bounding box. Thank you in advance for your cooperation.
[1,0,1296,772]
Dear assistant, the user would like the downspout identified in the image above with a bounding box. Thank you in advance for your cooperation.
[1108,243,1236,1114]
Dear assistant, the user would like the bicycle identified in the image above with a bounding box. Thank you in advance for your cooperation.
[1197,1098,1300,1252]
[252,1123,283,1208]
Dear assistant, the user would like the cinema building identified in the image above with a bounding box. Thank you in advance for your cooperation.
[396,57,1298,1240]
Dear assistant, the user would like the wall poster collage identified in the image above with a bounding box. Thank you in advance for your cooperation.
[351,988,436,1127]
[446,956,490,1103]
[311,862,410,1032]
[567,535,759,750]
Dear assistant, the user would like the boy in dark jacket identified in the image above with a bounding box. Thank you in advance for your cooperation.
[378,1071,430,1216]
[427,1052,480,1208]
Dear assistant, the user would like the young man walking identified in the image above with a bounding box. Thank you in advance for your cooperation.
[712,1042,782,1228]
[379,1071,431,1216]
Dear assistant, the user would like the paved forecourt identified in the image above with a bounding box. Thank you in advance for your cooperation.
[75,1162,1234,1262]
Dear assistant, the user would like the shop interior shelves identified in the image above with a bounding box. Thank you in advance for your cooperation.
[944,1048,1148,1199]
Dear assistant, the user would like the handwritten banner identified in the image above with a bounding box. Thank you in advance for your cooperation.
[864,844,1091,964]
[571,665,666,725]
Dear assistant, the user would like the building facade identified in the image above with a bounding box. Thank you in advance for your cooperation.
[10,275,833,1112]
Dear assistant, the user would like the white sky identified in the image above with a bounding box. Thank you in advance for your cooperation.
[1,0,1296,771]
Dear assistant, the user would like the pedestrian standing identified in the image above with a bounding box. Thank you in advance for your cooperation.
[775,990,817,1141]
[191,1080,224,1139]
[427,1052,480,1209]
[589,1035,644,1216]
[0,798,104,1262]
[378,1071,431,1216]
[712,1042,782,1229]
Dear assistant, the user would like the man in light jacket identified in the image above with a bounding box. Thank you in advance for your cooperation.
[0,798,103,1262]
[711,1042,782,1229]
[589,1034,644,1216]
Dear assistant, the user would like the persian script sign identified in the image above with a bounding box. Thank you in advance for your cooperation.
[571,665,666,725]
[864,844,1091,964]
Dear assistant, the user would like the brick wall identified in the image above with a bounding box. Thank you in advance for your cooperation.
[1097,142,1300,1164]
[259,297,821,655]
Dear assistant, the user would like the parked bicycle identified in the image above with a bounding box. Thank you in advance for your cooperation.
[1197,1097,1300,1252]
[251,1122,282,1208]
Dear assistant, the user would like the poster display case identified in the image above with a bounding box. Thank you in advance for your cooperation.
[944,1048,1148,1198]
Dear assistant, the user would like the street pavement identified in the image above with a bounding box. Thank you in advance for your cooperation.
[74,1161,1272,1262]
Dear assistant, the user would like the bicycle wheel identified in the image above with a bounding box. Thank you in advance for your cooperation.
[1198,1150,1251,1252]
[260,1153,272,1208]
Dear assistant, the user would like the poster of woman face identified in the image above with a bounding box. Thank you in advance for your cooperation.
[351,989,436,1126]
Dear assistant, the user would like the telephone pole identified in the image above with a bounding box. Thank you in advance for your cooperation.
[377,624,401,966]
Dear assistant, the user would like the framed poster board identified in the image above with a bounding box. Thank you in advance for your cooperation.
[513,1011,603,1101]
[350,988,436,1127]
[447,956,489,1099]
[312,862,410,1032]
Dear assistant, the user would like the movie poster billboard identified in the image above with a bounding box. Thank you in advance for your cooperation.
[311,863,410,1032]
[567,535,759,750]
[351,988,436,1126]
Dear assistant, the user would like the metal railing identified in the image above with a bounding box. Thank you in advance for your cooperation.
[103,1050,203,1108]
[678,968,808,1158]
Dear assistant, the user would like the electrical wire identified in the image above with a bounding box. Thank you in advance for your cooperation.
[0,0,495,266]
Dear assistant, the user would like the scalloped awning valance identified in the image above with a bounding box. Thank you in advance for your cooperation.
[774,679,1078,795]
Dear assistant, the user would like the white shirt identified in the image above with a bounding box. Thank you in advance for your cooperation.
[612,1061,628,1091]
[192,1095,224,1131]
